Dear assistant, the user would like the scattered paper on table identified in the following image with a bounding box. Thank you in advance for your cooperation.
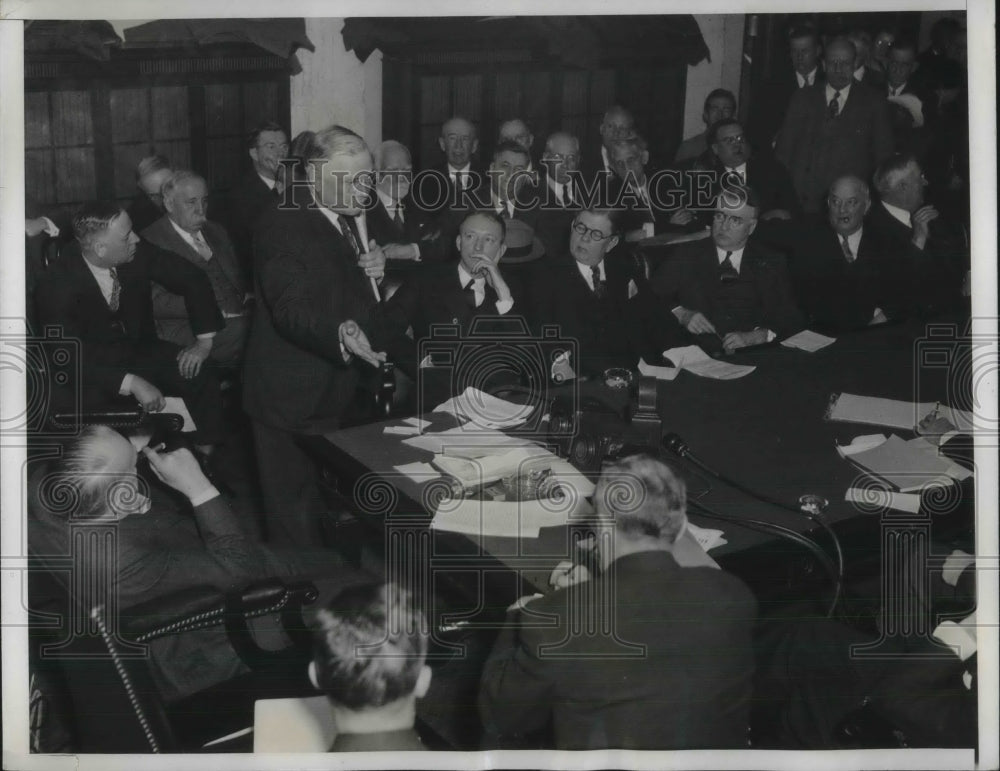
[826,393,975,432]
[685,521,727,551]
[163,396,196,432]
[907,437,974,481]
[393,461,440,483]
[433,447,553,489]
[638,357,681,381]
[836,434,888,458]
[403,426,539,457]
[781,329,837,352]
[932,615,978,662]
[384,425,420,436]
[402,417,431,429]
[845,487,922,513]
[433,387,535,429]
[846,434,957,492]
[662,345,756,380]
[430,495,582,539]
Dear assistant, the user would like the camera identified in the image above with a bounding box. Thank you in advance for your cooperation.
[1,326,81,439]
[418,316,578,435]
[547,376,663,472]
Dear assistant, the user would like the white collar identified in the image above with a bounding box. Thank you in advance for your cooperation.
[575,259,605,287]
[840,226,864,256]
[257,172,276,190]
[601,145,611,171]
[447,163,471,175]
[311,190,344,234]
[881,200,913,228]
[888,81,908,96]
[853,65,866,81]
[376,188,400,212]
[716,245,746,273]
[825,81,852,104]
[727,162,748,178]
[457,264,484,288]
[796,68,818,88]
[169,217,206,246]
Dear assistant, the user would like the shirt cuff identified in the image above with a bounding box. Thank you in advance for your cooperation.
[42,217,60,237]
[496,298,515,315]
[188,486,221,507]
[119,373,135,396]
[410,243,421,260]
[196,332,216,341]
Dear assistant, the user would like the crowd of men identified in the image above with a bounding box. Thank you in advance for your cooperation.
[25,18,974,752]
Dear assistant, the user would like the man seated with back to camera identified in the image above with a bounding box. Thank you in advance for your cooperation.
[27,425,373,703]
[651,184,805,354]
[309,582,431,751]
[379,210,528,411]
[527,206,685,379]
[478,454,758,750]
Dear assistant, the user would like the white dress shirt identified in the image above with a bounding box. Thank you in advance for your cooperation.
[888,82,908,97]
[881,201,913,228]
[457,264,514,315]
[169,218,213,260]
[377,188,421,259]
[841,227,864,260]
[257,172,277,191]
[825,82,852,115]
[575,259,606,291]
[717,245,746,273]
[796,68,818,88]
[447,163,472,189]
[312,194,380,301]
[546,176,574,206]
[725,163,748,185]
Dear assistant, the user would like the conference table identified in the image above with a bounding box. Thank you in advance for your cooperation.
[309,312,975,748]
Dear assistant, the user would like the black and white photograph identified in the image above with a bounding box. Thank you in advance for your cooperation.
[1,1,996,769]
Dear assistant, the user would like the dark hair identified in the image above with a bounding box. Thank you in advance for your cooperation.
[492,139,531,164]
[703,88,736,113]
[716,182,760,214]
[246,121,287,150]
[577,206,623,236]
[707,117,743,147]
[311,583,427,710]
[134,154,171,182]
[929,17,961,50]
[788,21,820,45]
[459,209,507,241]
[888,38,919,58]
[72,200,124,245]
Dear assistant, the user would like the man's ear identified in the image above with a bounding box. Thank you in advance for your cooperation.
[641,150,650,167]
[470,138,480,155]
[747,218,758,237]
[162,194,175,215]
[249,147,259,167]
[455,234,462,254]
[308,660,320,691]
[607,234,621,253]
[438,136,447,154]
[496,243,507,261]
[414,665,432,699]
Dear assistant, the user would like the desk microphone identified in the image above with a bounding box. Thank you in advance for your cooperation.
[661,433,692,459]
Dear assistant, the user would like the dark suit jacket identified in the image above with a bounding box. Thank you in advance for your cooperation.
[785,223,906,332]
[699,153,800,217]
[775,82,894,213]
[34,240,223,398]
[365,194,427,248]
[225,168,279,272]
[532,172,582,262]
[242,187,382,434]
[126,190,165,235]
[528,248,685,376]
[478,549,758,750]
[866,202,968,316]
[651,238,805,339]
[747,69,824,150]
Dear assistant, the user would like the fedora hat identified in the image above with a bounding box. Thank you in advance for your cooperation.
[500,217,545,264]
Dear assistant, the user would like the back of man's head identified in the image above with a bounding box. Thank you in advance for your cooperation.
[594,454,687,544]
[310,582,429,713]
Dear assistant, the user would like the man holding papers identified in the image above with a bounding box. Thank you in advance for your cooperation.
[651,185,804,354]
[478,455,757,750]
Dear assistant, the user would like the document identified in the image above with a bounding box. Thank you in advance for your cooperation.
[163,396,196,432]
[402,416,431,429]
[845,486,922,514]
[432,447,553,489]
[661,345,756,379]
[638,357,681,381]
[253,696,335,753]
[384,424,420,436]
[780,329,837,352]
[835,434,888,458]
[684,521,727,551]
[845,434,958,492]
[392,461,440,483]
[433,387,535,429]
[402,426,539,457]
[430,494,583,540]
[826,392,975,432]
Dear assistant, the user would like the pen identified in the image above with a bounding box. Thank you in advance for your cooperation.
[931,401,940,420]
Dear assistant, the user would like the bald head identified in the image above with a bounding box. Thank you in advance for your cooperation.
[824,37,857,89]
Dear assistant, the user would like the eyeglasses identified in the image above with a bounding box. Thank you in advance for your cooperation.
[572,220,612,241]
[712,212,751,227]
[547,153,580,163]
[717,134,746,146]
[258,142,290,153]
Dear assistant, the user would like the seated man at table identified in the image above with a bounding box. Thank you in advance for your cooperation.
[380,211,526,407]
[309,582,431,751]
[651,185,805,353]
[784,175,906,332]
[527,206,685,377]
[478,454,758,750]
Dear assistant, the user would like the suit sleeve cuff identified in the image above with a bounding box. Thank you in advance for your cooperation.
[411,243,421,260]
[119,373,135,396]
[189,486,222,507]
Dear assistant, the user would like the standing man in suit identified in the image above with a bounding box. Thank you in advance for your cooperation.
[528,207,684,377]
[126,155,173,234]
[142,170,250,366]
[243,125,388,546]
[867,153,969,315]
[473,140,539,228]
[847,28,884,90]
[786,175,904,331]
[747,21,824,150]
[580,105,635,184]
[225,121,289,276]
[419,116,481,214]
[775,37,895,215]
[534,131,583,259]
[34,202,225,450]
[479,454,758,750]
[651,185,804,353]
[366,140,444,264]
[698,118,798,221]
[673,88,736,166]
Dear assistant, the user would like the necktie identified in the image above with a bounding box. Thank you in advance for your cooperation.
[828,90,841,118]
[591,266,607,299]
[191,231,213,260]
[563,183,573,207]
[728,168,745,185]
[392,205,404,228]
[108,267,121,312]
[339,214,362,258]
[500,205,511,221]
[454,172,467,191]
[463,279,478,308]
[719,251,739,283]
[840,235,855,262]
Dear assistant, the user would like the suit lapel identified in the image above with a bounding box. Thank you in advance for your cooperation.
[202,224,242,293]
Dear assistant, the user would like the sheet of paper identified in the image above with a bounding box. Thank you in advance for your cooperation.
[163,396,196,432]
[433,447,553,489]
[836,434,888,458]
[684,521,727,551]
[845,486,922,514]
[932,617,977,662]
[662,345,710,368]
[847,434,958,492]
[393,461,441,483]
[906,437,975,481]
[254,696,335,753]
[683,358,756,380]
[430,494,583,539]
[433,387,535,429]
[827,393,975,432]
[384,424,420,436]
[780,329,837,352]
[402,416,431,429]
[638,357,681,381]
[402,426,539,457]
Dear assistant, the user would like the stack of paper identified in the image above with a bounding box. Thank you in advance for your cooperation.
[163,396,196,432]
[433,387,535,429]
[663,345,756,380]
[826,393,975,432]
[638,358,681,381]
[846,434,961,492]
[402,426,539,457]
[432,447,553,489]
[780,329,837,352]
